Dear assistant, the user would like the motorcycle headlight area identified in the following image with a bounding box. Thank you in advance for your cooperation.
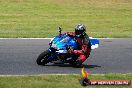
[51,43,59,50]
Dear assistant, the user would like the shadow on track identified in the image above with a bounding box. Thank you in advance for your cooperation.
[82,64,101,69]
[44,63,101,69]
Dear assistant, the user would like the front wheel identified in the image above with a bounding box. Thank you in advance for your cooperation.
[36,50,50,65]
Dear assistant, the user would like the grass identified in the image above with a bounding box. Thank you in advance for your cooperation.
[0,0,132,38]
[0,74,132,88]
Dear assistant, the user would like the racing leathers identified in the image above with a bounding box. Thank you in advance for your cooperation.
[66,32,91,65]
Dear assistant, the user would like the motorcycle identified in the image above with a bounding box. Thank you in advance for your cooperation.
[36,27,99,67]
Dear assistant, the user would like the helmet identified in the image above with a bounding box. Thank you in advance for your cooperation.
[75,24,86,37]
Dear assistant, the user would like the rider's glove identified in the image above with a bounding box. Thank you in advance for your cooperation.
[68,47,74,54]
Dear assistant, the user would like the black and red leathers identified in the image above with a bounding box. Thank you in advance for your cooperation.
[66,32,91,63]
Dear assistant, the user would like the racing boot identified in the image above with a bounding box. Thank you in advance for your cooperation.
[75,59,83,68]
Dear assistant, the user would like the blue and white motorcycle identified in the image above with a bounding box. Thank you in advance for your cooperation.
[36,27,99,66]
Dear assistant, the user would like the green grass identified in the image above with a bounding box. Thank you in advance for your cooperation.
[0,74,132,88]
[0,0,132,38]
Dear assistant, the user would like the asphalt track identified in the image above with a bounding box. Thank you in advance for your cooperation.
[0,38,132,75]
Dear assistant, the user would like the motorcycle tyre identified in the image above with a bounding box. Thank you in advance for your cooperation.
[36,50,50,66]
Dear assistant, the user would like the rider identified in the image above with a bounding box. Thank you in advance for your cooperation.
[66,24,91,67]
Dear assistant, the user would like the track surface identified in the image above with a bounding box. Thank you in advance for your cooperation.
[0,38,132,75]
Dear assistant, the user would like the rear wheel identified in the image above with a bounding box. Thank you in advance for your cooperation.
[70,61,82,68]
[36,50,50,65]
[70,55,83,68]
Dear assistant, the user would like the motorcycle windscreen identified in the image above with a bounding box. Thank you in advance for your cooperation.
[89,37,99,50]
[51,34,78,50]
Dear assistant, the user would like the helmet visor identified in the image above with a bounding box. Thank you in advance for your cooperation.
[75,30,84,35]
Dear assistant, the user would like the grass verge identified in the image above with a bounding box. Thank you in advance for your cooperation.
[0,74,132,88]
[0,0,132,38]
